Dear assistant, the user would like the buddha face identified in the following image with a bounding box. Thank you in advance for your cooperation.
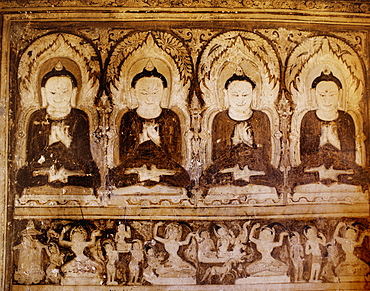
[133,77,165,109]
[315,81,340,113]
[225,81,253,110]
[42,76,77,109]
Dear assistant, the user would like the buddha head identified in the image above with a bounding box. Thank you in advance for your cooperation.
[131,60,168,114]
[312,70,342,115]
[41,61,77,113]
[224,67,256,111]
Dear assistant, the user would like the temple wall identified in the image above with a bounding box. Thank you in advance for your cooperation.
[1,1,370,290]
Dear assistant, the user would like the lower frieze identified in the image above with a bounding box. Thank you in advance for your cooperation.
[10,218,370,289]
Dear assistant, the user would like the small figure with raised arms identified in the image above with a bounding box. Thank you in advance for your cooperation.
[243,223,289,283]
[333,221,370,281]
[58,225,102,285]
[148,221,196,284]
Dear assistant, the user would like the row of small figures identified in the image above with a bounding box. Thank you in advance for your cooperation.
[13,220,370,285]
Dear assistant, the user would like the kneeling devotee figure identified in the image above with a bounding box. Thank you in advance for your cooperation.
[201,68,282,191]
[109,62,190,188]
[17,61,100,192]
[292,70,368,188]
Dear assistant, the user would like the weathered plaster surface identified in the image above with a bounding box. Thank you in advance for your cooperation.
[1,2,370,290]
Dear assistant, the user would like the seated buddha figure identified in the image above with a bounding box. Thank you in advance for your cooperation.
[16,61,100,192]
[201,68,282,191]
[109,62,190,188]
[292,70,367,189]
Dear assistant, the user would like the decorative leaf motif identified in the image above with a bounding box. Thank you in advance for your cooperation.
[200,33,238,80]
[241,37,278,89]
[286,38,324,91]
[173,29,220,67]
[153,31,193,83]
[199,30,280,107]
[107,31,150,88]
[18,33,100,110]
[286,36,364,95]
[327,39,363,90]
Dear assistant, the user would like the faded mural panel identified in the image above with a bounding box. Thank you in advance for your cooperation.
[0,2,369,290]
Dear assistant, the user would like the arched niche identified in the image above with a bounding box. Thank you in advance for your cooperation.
[286,36,366,167]
[107,31,193,169]
[198,30,281,168]
[16,33,101,169]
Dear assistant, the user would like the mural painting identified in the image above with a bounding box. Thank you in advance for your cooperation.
[0,4,369,290]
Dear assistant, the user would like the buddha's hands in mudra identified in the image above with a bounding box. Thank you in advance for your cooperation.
[139,120,160,145]
[49,122,72,148]
[232,122,254,147]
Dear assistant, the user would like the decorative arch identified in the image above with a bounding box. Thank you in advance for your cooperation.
[286,36,366,166]
[16,32,101,168]
[198,30,281,167]
[107,31,193,168]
